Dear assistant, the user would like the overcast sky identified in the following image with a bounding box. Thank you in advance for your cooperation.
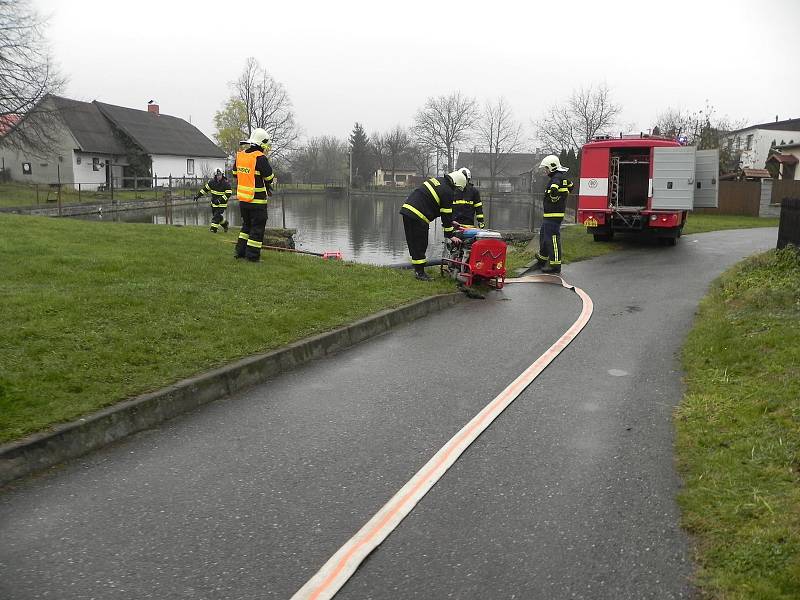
[34,0,799,148]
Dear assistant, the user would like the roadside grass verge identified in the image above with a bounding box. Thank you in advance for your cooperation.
[676,247,800,599]
[0,214,453,443]
[505,214,780,273]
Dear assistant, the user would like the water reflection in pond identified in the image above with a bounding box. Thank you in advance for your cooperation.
[78,193,541,265]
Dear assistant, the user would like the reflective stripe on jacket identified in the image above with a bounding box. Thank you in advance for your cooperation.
[399,176,456,235]
[198,177,232,207]
[542,171,573,220]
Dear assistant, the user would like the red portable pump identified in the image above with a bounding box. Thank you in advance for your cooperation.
[441,227,506,289]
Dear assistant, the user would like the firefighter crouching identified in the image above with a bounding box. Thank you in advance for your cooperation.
[232,128,275,262]
[194,169,232,233]
[399,170,467,281]
[534,155,573,275]
[452,167,485,229]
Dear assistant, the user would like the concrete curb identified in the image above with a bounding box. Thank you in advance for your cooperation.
[0,293,464,488]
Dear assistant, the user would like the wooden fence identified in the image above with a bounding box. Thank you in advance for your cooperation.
[771,179,800,204]
[694,181,760,216]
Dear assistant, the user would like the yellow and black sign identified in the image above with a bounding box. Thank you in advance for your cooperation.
[584,216,599,228]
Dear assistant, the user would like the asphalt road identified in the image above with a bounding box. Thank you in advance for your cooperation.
[0,228,778,600]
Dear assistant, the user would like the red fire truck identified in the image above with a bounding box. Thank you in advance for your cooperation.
[576,135,719,245]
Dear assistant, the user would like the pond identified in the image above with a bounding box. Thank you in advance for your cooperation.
[78,193,542,265]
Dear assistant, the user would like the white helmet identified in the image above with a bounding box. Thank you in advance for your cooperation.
[240,127,272,152]
[539,154,568,173]
[447,169,467,191]
[459,167,471,181]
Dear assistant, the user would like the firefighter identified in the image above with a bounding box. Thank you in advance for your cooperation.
[400,170,467,281]
[534,155,574,274]
[452,167,485,229]
[194,169,232,233]
[232,128,275,262]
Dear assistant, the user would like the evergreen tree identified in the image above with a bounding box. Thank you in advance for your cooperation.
[349,122,371,187]
[558,148,568,168]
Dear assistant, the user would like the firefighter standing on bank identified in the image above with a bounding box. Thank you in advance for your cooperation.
[194,169,232,233]
[400,170,467,281]
[452,167,485,229]
[232,128,275,262]
[534,155,573,274]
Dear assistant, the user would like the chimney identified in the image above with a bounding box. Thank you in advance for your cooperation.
[147,100,159,115]
[775,115,779,122]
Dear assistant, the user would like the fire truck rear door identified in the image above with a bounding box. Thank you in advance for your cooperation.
[651,146,696,211]
[693,149,719,208]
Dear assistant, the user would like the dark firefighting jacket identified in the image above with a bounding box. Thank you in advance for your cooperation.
[198,176,233,208]
[453,183,484,227]
[542,171,574,221]
[399,176,456,236]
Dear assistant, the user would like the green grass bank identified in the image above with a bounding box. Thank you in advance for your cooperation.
[0,213,452,444]
[676,247,800,599]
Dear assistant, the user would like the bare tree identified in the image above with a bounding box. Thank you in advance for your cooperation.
[533,84,621,152]
[654,103,746,172]
[477,97,524,193]
[233,57,300,160]
[406,143,434,180]
[384,126,411,183]
[369,130,389,174]
[289,136,347,183]
[0,0,65,156]
[413,92,478,172]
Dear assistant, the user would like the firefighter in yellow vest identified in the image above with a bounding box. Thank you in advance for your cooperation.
[232,128,275,262]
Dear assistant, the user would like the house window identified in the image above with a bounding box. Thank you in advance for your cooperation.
[22,162,32,175]
[746,134,753,151]
[187,159,195,175]
[735,136,741,150]
[92,157,101,171]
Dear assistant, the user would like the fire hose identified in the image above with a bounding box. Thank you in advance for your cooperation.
[290,274,593,600]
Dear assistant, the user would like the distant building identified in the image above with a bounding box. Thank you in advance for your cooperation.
[0,95,225,190]
[455,152,546,193]
[374,166,417,187]
[766,143,800,180]
[722,117,800,172]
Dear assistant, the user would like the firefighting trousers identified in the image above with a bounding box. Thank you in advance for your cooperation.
[403,215,429,273]
[235,202,268,261]
[537,219,562,267]
[210,206,228,231]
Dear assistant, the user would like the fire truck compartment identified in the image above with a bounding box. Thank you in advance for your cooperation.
[611,148,649,208]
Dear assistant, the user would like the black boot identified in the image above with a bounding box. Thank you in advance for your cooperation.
[414,269,432,281]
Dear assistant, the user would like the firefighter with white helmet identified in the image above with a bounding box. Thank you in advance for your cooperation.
[453,167,485,229]
[533,154,574,274]
[194,169,232,233]
[399,170,465,281]
[232,128,276,262]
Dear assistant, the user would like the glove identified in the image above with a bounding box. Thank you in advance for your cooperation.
[479,222,486,229]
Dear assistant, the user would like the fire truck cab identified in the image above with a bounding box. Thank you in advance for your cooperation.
[577,136,719,245]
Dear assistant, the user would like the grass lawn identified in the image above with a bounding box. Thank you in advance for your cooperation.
[676,247,800,599]
[0,214,453,443]
[505,214,780,273]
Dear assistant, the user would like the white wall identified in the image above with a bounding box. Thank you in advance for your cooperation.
[726,128,800,169]
[151,155,225,180]
[71,151,115,191]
